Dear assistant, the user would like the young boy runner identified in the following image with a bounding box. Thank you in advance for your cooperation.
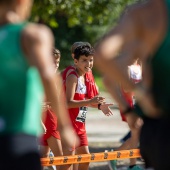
[61,44,113,170]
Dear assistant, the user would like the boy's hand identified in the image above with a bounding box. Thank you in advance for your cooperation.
[100,103,114,116]
[90,96,105,105]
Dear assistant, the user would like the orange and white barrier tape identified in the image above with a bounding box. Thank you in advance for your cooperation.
[41,149,141,166]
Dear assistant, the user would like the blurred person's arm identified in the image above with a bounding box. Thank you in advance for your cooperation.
[94,3,165,117]
[21,23,78,147]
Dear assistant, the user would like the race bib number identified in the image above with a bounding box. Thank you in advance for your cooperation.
[76,107,88,123]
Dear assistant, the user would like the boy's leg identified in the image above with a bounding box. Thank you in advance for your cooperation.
[47,136,63,156]
[75,146,89,170]
[47,136,63,170]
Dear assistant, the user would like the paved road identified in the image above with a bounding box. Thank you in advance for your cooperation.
[86,92,129,146]
[87,107,131,170]
[86,107,129,145]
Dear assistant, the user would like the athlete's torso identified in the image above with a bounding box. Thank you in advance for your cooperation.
[0,23,43,135]
[66,71,88,134]
[62,65,98,99]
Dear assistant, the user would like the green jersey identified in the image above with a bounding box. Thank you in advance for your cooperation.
[135,0,170,117]
[151,0,170,113]
[0,23,43,136]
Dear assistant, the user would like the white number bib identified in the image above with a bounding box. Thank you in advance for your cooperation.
[76,107,88,123]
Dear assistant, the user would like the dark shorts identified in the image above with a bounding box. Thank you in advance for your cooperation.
[140,116,170,170]
[0,133,41,170]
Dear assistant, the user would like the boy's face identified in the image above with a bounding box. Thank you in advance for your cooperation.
[74,55,94,73]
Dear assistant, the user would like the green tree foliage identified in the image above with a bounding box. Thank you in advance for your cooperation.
[31,0,139,69]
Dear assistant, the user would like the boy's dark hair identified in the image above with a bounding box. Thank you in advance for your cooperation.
[74,45,95,60]
[53,48,60,59]
[71,42,91,54]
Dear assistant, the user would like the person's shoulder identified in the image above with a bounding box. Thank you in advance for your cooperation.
[65,67,77,78]
[66,71,78,83]
[115,2,148,35]
[22,23,53,42]
[62,65,75,79]
[128,1,149,13]
[121,1,163,40]
[120,1,150,22]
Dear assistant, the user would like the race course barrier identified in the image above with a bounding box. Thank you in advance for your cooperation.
[41,149,141,166]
